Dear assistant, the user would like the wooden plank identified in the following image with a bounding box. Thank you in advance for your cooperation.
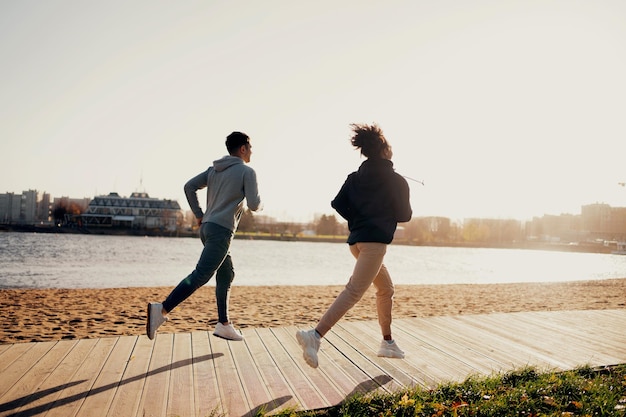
[446,314,571,369]
[502,312,609,351]
[465,312,577,368]
[541,311,626,356]
[329,323,419,391]
[253,327,326,410]
[243,328,300,414]
[209,333,250,416]
[414,315,550,370]
[229,328,274,414]
[313,332,366,390]
[476,313,612,369]
[592,310,626,343]
[595,309,626,327]
[300,332,367,400]
[74,336,137,416]
[530,311,626,355]
[582,310,626,335]
[0,341,55,400]
[273,326,345,407]
[9,338,98,416]
[0,342,34,375]
[0,339,75,413]
[393,318,504,375]
[0,344,10,357]
[579,310,626,348]
[166,333,195,417]
[106,335,153,417]
[273,326,376,403]
[45,337,119,417]
[506,312,625,365]
[344,319,468,383]
[576,309,626,334]
[190,331,222,417]
[137,333,173,417]
[317,341,374,399]
[395,320,516,374]
[452,314,573,370]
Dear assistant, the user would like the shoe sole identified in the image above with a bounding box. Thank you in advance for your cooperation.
[378,350,405,359]
[146,303,155,340]
[212,332,243,341]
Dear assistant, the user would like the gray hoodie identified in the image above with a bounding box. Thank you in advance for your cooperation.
[184,155,262,232]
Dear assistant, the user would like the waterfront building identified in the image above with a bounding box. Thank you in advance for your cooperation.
[0,193,20,223]
[81,192,182,231]
[582,203,626,241]
[0,190,47,224]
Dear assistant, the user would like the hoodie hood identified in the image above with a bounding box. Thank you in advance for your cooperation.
[213,155,243,172]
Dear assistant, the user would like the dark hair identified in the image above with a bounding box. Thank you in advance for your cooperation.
[349,123,390,159]
[225,131,250,154]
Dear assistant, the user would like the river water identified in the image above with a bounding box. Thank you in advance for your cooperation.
[1,232,625,289]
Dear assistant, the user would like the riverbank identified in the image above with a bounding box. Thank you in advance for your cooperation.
[0,224,616,253]
[2,278,625,344]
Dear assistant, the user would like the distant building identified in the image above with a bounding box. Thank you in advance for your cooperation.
[81,192,182,231]
[38,193,51,222]
[0,192,19,223]
[527,213,582,243]
[524,203,626,243]
[0,190,50,224]
[582,203,626,241]
[21,190,38,223]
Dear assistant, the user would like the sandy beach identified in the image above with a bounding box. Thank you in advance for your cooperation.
[2,279,625,344]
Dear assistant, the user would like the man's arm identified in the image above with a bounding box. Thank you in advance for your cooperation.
[184,169,209,220]
[243,168,262,211]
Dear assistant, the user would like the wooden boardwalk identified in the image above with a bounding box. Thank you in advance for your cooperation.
[1,309,625,417]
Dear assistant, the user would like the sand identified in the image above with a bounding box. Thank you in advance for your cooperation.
[2,279,625,344]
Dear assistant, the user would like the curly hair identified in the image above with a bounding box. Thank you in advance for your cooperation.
[349,123,391,159]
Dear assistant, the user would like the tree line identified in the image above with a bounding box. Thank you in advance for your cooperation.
[236,209,525,244]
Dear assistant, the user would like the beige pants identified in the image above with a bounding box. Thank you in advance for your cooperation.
[316,242,395,338]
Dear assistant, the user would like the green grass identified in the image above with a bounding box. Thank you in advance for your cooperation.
[264,365,626,417]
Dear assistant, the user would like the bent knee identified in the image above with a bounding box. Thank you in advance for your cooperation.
[375,284,395,298]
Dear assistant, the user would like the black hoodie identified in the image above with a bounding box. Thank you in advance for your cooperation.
[331,158,412,245]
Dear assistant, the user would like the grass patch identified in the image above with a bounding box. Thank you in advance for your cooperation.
[266,365,626,417]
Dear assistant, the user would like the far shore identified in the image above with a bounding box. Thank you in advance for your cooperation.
[2,278,625,344]
[0,223,616,254]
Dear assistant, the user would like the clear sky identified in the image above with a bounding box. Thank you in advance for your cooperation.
[2,1,626,222]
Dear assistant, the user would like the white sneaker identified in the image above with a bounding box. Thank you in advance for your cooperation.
[296,329,321,368]
[146,302,168,340]
[213,322,244,341]
[377,340,405,359]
